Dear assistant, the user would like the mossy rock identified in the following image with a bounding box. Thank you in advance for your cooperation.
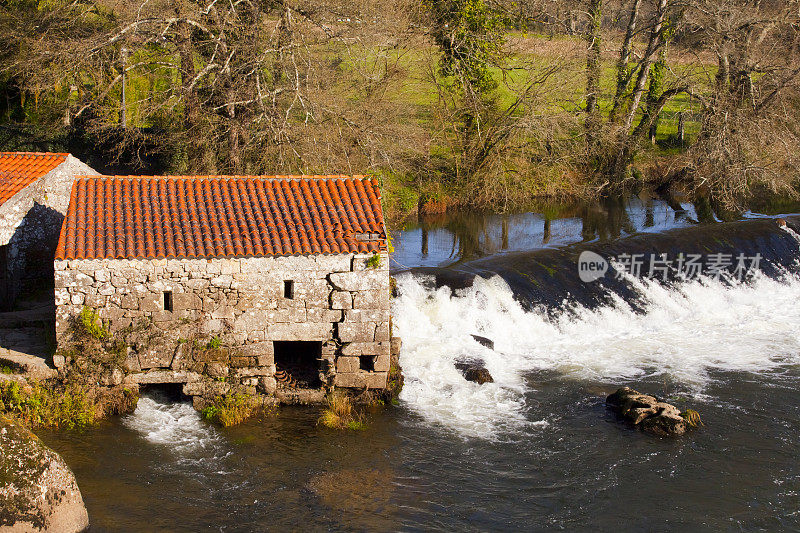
[0,415,89,532]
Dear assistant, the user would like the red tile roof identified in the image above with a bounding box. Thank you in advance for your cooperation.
[55,175,387,260]
[0,152,68,207]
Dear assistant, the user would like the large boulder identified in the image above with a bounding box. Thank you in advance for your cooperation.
[455,358,494,384]
[0,416,89,532]
[606,386,688,437]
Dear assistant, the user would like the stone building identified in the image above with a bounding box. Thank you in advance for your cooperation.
[53,175,391,403]
[0,152,97,309]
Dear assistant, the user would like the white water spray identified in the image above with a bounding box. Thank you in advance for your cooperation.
[394,252,800,438]
[124,394,225,458]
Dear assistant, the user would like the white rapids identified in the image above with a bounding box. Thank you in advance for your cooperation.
[123,394,225,457]
[393,232,800,439]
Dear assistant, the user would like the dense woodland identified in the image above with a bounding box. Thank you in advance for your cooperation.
[0,0,798,214]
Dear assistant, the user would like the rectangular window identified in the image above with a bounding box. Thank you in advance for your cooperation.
[163,291,173,312]
[359,355,375,372]
[283,280,294,299]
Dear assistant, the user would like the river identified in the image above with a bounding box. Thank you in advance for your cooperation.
[38,195,800,531]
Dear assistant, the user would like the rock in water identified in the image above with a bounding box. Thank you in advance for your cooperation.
[455,359,494,384]
[0,416,89,532]
[606,387,688,437]
[470,335,494,350]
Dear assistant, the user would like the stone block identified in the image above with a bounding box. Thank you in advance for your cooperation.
[353,290,390,310]
[119,294,139,309]
[351,253,388,271]
[337,322,376,343]
[54,288,69,306]
[174,292,202,310]
[170,342,192,370]
[267,308,307,323]
[328,270,384,292]
[128,370,202,384]
[374,323,390,342]
[230,356,257,368]
[333,371,388,389]
[123,352,141,373]
[84,294,106,308]
[343,309,389,323]
[238,341,275,357]
[390,336,402,357]
[140,295,162,313]
[210,305,236,320]
[220,260,241,275]
[307,309,343,323]
[184,278,210,291]
[257,354,274,366]
[182,382,205,396]
[210,275,234,289]
[205,362,229,379]
[329,290,353,310]
[257,376,277,394]
[234,367,273,378]
[336,356,360,373]
[138,348,174,370]
[98,284,116,297]
[314,254,352,271]
[373,353,390,372]
[340,342,378,356]
[268,322,331,341]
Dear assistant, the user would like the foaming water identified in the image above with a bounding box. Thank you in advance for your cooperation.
[123,393,225,459]
[394,265,800,438]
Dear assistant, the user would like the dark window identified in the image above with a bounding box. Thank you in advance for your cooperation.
[163,291,173,312]
[359,355,375,372]
[284,280,294,299]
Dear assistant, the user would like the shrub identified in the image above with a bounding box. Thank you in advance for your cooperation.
[0,381,96,429]
[77,307,109,340]
[318,391,364,430]
[366,254,382,269]
[202,391,256,427]
[206,336,222,350]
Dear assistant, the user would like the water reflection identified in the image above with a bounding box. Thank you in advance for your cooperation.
[390,193,701,270]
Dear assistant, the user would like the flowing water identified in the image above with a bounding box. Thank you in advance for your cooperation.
[36,197,800,532]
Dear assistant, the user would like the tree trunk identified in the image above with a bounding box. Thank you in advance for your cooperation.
[612,0,669,179]
[610,0,642,122]
[585,0,603,143]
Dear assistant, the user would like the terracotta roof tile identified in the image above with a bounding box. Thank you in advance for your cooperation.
[0,152,68,207]
[55,175,387,260]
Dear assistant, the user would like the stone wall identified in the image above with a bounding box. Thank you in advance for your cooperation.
[53,252,391,402]
[0,155,98,308]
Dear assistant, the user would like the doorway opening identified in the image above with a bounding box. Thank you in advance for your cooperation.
[273,341,322,389]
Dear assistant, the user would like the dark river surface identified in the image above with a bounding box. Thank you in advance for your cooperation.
[37,194,800,532]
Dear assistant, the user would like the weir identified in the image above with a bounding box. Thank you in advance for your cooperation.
[393,215,800,438]
[403,216,800,310]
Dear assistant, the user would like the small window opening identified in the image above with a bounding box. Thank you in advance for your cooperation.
[359,355,375,372]
[163,291,173,312]
[283,280,294,299]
